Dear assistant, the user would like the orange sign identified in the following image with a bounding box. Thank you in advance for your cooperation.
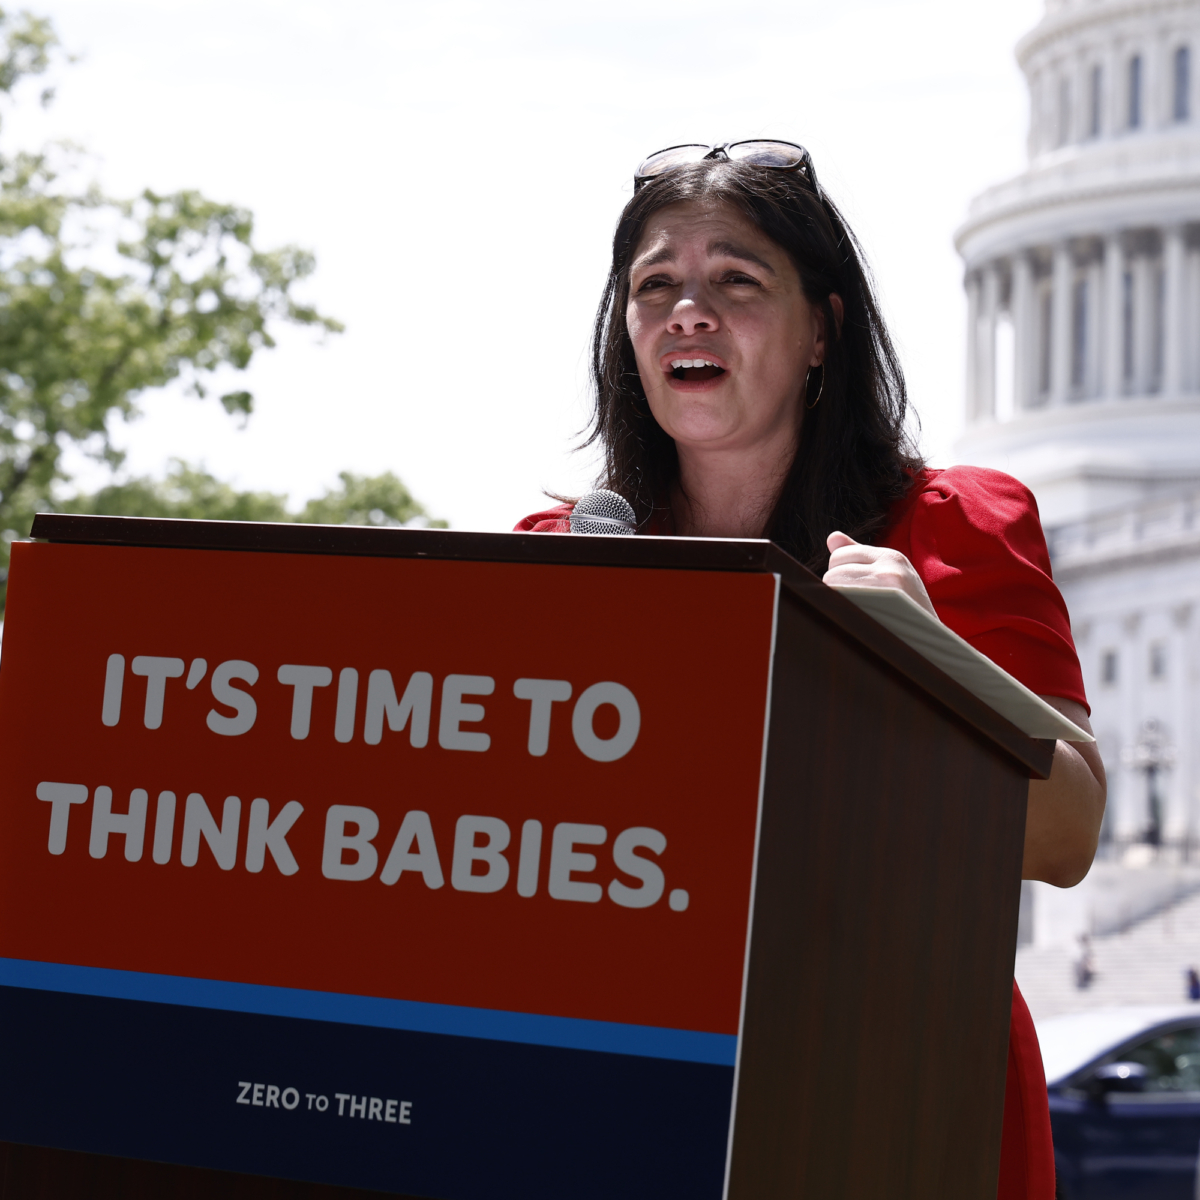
[0,541,778,1039]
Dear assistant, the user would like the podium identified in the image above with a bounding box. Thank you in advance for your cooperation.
[0,514,1057,1199]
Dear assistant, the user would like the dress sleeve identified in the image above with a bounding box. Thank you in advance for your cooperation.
[887,466,1088,711]
[513,503,574,533]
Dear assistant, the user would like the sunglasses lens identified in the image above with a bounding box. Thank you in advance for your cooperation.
[727,141,807,169]
[636,144,712,179]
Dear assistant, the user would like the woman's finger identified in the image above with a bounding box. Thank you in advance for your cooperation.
[823,556,939,619]
[827,542,885,567]
[826,530,858,552]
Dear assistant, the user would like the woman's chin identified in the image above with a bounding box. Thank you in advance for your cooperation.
[650,392,732,432]
[659,419,751,451]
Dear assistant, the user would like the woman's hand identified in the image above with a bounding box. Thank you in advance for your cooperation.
[822,536,1106,886]
[823,531,938,619]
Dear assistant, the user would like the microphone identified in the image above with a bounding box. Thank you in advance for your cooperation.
[569,490,636,536]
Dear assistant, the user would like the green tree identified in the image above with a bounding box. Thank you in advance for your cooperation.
[0,167,342,543]
[0,10,444,607]
[297,470,446,528]
[62,460,446,528]
[60,460,291,524]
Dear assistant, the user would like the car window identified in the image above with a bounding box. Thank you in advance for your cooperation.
[1119,1025,1200,1092]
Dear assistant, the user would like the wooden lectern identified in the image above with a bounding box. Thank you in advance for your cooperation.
[0,515,1060,1200]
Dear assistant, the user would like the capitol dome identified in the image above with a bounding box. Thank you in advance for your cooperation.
[955,0,1200,526]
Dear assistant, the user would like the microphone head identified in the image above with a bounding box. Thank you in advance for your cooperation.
[569,490,636,536]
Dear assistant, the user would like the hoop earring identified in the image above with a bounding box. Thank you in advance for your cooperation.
[805,365,825,410]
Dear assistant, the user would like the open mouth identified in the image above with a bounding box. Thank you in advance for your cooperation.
[669,358,726,382]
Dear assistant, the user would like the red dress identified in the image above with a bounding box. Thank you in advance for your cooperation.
[517,464,1084,1200]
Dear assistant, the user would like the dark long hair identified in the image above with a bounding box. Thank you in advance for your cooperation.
[586,158,922,571]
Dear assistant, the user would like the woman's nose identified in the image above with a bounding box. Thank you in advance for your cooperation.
[668,296,719,336]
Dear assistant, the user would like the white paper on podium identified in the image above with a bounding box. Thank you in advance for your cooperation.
[830,584,1093,744]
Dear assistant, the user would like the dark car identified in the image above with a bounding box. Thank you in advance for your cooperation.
[1038,1005,1200,1198]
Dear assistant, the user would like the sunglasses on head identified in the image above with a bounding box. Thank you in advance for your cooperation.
[634,140,816,191]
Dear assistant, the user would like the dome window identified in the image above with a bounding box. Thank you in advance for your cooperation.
[1174,46,1191,121]
[1089,65,1103,137]
[1102,650,1119,685]
[1071,278,1089,389]
[1122,269,1134,383]
[1150,642,1168,680]
[1129,54,1143,128]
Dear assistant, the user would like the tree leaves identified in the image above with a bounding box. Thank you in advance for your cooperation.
[0,10,57,110]
[59,460,444,529]
[60,460,293,524]
[298,471,447,528]
[0,161,344,553]
[0,11,444,613]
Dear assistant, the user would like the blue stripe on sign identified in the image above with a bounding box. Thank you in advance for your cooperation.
[0,957,737,1066]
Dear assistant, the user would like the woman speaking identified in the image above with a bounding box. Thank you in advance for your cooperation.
[518,141,1105,1200]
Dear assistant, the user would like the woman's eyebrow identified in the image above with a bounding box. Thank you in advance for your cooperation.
[632,246,675,271]
[708,240,776,274]
[631,241,776,274]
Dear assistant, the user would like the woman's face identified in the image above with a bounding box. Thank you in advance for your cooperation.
[626,200,826,459]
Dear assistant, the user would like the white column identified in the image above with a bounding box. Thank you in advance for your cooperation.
[1170,605,1191,843]
[1187,247,1200,392]
[1012,253,1033,410]
[1051,241,1073,404]
[1028,72,1042,157]
[1103,46,1118,139]
[1182,606,1200,849]
[978,265,999,421]
[1104,232,1125,398]
[965,271,981,422]
[1163,224,1185,397]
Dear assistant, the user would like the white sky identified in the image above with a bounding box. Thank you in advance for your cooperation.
[9,0,1043,530]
